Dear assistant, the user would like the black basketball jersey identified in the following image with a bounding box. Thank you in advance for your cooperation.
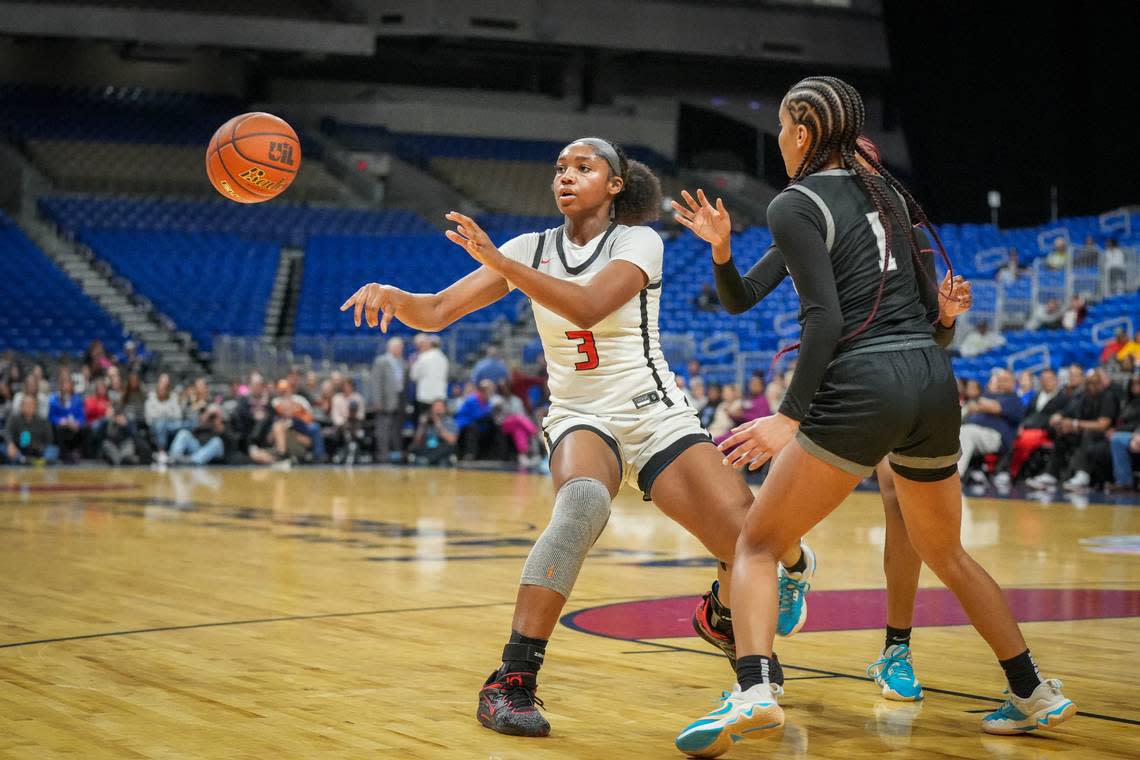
[766,168,936,421]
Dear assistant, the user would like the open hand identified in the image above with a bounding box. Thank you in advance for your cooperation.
[939,271,973,320]
[671,189,731,248]
[340,282,400,332]
[717,413,800,471]
[444,212,504,269]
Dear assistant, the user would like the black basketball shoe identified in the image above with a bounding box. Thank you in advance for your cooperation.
[476,669,551,737]
[693,582,737,668]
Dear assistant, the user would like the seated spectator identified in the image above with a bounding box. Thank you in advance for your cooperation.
[117,340,149,378]
[1106,355,1135,392]
[688,376,709,414]
[997,248,1022,285]
[183,377,212,422]
[0,379,11,426]
[471,346,510,387]
[686,359,703,384]
[330,378,367,464]
[146,373,185,456]
[1103,238,1127,295]
[455,380,504,460]
[1026,297,1064,330]
[1116,330,1140,363]
[12,375,50,419]
[5,395,58,465]
[1045,237,1069,270]
[168,405,231,466]
[1101,328,1129,364]
[49,372,86,462]
[83,338,112,377]
[1027,369,1119,490]
[1061,294,1088,330]
[713,373,771,446]
[1016,370,1036,407]
[1108,375,1140,493]
[694,283,720,312]
[232,372,271,452]
[994,369,1066,484]
[959,320,1007,358]
[958,368,1023,483]
[275,377,325,462]
[765,375,786,414]
[250,397,313,466]
[122,372,147,423]
[699,384,722,430]
[707,383,741,439]
[101,404,144,466]
[410,399,458,466]
[84,377,111,427]
[492,384,540,468]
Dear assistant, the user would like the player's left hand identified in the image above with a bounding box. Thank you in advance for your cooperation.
[445,212,504,269]
[718,413,800,471]
[939,272,972,320]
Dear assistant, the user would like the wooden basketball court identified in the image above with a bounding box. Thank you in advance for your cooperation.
[1,466,1137,758]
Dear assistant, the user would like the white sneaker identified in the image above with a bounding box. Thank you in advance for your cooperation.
[675,683,785,757]
[993,472,1011,488]
[1062,470,1090,490]
[155,451,169,466]
[777,541,816,637]
[981,679,1076,734]
[968,470,989,486]
[1026,473,1058,490]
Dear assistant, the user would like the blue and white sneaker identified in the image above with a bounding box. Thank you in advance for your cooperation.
[981,679,1076,734]
[776,542,815,637]
[867,644,924,701]
[675,683,785,758]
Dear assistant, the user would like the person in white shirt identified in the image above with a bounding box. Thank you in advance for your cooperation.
[340,137,771,738]
[409,334,449,417]
[959,320,1007,357]
[1103,237,1127,295]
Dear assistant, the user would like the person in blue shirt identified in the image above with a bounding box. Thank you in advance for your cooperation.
[48,372,86,462]
[959,368,1024,481]
[470,346,511,387]
[455,379,498,460]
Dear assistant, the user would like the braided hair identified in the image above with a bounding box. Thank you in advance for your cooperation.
[779,76,954,351]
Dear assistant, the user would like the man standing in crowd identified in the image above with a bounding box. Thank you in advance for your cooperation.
[370,336,406,464]
[410,334,449,419]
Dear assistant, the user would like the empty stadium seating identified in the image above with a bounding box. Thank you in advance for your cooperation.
[76,230,278,352]
[40,196,434,247]
[0,210,131,355]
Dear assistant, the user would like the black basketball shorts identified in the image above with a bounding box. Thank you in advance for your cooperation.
[796,340,961,482]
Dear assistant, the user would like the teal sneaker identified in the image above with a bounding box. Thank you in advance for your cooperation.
[675,683,784,758]
[776,542,815,637]
[981,679,1076,734]
[867,644,924,701]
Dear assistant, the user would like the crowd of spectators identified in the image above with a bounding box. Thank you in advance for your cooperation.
[0,335,552,472]
[956,332,1140,493]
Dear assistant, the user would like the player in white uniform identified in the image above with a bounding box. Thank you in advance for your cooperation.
[340,138,794,738]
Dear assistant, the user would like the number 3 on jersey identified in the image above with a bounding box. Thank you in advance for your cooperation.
[866,211,897,272]
[566,330,599,371]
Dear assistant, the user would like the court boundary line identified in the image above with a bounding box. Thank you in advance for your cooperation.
[561,612,1140,727]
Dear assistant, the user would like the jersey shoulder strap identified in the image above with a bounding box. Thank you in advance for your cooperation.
[786,184,836,252]
[529,228,555,269]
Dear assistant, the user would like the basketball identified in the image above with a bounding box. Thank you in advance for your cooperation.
[205,112,301,203]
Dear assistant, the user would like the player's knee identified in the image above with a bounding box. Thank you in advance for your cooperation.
[520,477,611,597]
[734,529,782,565]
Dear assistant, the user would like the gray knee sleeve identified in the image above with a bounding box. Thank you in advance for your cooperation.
[520,477,611,597]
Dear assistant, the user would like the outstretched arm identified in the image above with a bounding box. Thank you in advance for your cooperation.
[444,212,648,330]
[340,266,509,333]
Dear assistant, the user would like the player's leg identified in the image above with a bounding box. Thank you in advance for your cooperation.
[646,439,751,666]
[867,458,925,701]
[477,425,621,737]
[890,470,1076,733]
[675,440,860,757]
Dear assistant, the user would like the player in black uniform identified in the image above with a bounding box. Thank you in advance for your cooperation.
[674,77,1075,757]
[682,136,972,704]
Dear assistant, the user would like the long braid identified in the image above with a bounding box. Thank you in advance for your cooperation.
[772,76,955,373]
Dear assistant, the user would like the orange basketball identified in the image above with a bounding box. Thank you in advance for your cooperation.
[205,112,301,203]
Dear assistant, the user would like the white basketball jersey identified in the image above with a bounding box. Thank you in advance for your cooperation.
[499,223,679,416]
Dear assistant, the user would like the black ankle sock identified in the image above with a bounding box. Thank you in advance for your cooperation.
[708,581,733,635]
[502,630,548,674]
[783,548,807,575]
[885,625,912,649]
[999,649,1042,699]
[735,653,783,691]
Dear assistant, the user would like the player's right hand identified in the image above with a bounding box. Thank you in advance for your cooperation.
[340,282,398,332]
[671,189,731,248]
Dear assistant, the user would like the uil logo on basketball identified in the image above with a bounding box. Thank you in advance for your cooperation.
[268,141,295,166]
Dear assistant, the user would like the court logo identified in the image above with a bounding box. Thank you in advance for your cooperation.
[267,141,295,165]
